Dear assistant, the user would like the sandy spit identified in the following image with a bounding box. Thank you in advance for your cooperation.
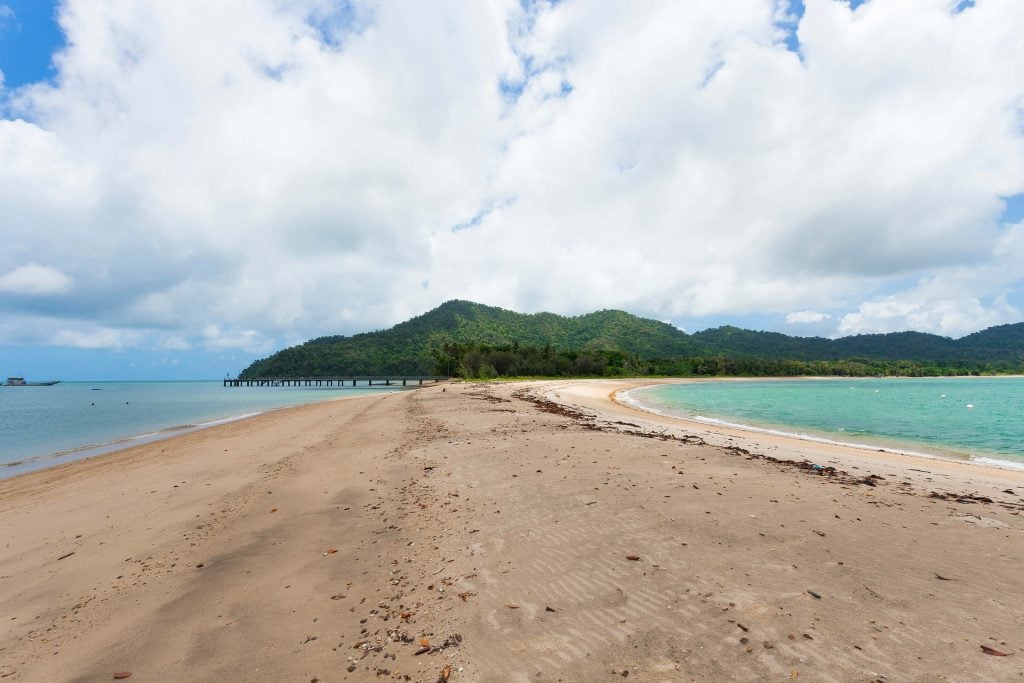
[1,380,1023,682]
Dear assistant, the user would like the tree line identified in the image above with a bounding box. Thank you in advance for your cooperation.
[431,342,1024,379]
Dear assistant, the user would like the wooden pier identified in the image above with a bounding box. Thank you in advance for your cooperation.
[223,376,448,388]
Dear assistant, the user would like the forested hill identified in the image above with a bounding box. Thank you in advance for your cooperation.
[238,300,1024,378]
[239,300,697,377]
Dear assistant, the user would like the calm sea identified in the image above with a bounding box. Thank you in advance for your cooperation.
[624,377,1024,470]
[0,381,400,478]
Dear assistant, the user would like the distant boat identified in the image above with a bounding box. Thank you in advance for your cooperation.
[5,377,60,386]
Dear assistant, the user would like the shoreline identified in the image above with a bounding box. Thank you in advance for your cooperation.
[1,411,265,480]
[2,380,1023,680]
[615,376,1024,473]
[0,384,406,480]
[539,377,1024,495]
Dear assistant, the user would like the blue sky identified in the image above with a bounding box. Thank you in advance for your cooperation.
[2,1,1024,380]
[0,1,62,88]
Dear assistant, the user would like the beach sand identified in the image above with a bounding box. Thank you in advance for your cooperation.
[1,379,1023,682]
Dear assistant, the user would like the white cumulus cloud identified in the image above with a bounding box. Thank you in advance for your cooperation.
[838,295,1017,338]
[0,263,73,295]
[786,310,831,324]
[0,0,1022,357]
[201,324,274,354]
[50,326,142,350]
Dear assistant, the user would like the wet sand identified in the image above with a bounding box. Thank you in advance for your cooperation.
[1,380,1023,682]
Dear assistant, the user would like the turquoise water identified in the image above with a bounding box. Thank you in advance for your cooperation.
[626,378,1024,469]
[0,381,399,477]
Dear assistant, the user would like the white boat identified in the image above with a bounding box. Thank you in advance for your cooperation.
[5,377,61,386]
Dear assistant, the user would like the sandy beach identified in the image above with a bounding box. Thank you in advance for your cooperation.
[2,379,1023,682]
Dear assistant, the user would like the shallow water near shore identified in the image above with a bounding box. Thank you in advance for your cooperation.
[625,377,1024,469]
[0,380,400,477]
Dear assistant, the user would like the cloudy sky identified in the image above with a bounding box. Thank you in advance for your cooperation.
[1,0,1023,379]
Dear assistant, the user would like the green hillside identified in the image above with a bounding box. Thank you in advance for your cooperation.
[239,300,697,378]
[238,300,1024,378]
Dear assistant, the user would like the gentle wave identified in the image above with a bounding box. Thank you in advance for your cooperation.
[972,457,1024,472]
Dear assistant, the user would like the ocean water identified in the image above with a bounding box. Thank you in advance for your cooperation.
[0,381,401,477]
[624,377,1024,470]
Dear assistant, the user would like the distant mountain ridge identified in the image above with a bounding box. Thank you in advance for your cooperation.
[239,300,1024,377]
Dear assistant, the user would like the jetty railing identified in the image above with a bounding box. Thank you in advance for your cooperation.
[223,376,448,388]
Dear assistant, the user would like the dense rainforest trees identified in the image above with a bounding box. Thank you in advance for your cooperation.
[428,341,1020,379]
[239,300,1024,379]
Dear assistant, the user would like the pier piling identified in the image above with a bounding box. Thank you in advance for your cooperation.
[223,376,448,388]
